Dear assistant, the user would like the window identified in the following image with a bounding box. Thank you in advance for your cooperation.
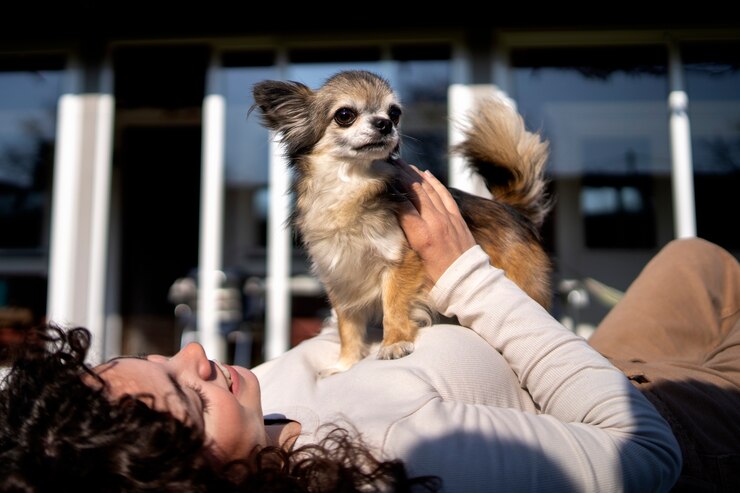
[581,175,656,248]
[511,46,669,249]
[0,55,63,251]
[683,42,740,250]
[0,54,64,328]
[222,51,277,270]
[389,44,452,180]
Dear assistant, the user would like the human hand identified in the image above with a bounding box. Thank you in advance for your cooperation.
[395,160,476,282]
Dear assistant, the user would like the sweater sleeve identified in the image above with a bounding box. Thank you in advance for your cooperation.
[409,245,681,492]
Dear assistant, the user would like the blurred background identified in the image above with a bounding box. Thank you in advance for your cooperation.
[1,15,738,366]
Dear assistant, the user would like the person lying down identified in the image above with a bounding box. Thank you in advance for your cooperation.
[3,166,738,492]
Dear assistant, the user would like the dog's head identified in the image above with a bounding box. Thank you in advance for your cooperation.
[252,70,402,170]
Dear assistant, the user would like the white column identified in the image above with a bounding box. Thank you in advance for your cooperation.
[47,93,83,326]
[668,42,697,239]
[264,135,293,360]
[47,59,116,364]
[86,80,115,362]
[448,84,474,192]
[198,79,227,362]
[447,84,494,198]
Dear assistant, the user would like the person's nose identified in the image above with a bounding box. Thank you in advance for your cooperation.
[170,342,214,381]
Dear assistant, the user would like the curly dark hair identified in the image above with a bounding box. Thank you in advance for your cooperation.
[0,325,440,493]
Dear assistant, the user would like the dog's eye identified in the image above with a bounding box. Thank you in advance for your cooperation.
[334,108,357,127]
[388,106,402,125]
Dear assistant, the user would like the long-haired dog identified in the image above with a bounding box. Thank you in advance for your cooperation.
[253,70,551,375]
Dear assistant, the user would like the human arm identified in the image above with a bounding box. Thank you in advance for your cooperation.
[394,166,681,491]
[407,247,681,492]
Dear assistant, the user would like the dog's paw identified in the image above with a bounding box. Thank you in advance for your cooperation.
[377,341,415,360]
[317,358,357,378]
[318,366,343,379]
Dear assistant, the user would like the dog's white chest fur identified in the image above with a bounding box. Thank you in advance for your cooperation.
[297,159,405,311]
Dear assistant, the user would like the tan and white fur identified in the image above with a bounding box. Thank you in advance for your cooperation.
[253,70,552,376]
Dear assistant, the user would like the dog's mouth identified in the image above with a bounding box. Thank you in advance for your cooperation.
[354,141,394,152]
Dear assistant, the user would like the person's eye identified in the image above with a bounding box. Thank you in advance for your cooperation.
[188,383,211,414]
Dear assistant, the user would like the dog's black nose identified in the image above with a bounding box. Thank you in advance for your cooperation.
[373,117,393,135]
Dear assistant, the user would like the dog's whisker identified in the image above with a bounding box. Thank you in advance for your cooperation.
[398,133,422,144]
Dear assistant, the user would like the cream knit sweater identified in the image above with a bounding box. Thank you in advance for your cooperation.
[253,246,681,492]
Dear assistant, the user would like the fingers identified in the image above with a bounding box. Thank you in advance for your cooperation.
[395,160,460,221]
[405,166,459,220]
[420,169,461,215]
[415,170,447,214]
[394,160,424,211]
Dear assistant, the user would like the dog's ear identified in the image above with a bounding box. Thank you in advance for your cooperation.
[251,80,323,158]
[251,80,313,132]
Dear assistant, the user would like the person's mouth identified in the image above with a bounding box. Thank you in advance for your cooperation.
[213,360,233,391]
[226,364,241,396]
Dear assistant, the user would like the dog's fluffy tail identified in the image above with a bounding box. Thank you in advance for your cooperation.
[453,98,551,228]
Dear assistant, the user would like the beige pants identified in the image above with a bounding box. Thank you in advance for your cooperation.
[589,238,740,493]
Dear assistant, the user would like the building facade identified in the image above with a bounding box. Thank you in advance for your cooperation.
[2,23,738,365]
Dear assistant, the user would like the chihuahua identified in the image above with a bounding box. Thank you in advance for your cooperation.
[253,70,552,375]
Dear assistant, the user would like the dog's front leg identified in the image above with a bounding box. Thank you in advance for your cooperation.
[378,251,426,360]
[319,308,369,378]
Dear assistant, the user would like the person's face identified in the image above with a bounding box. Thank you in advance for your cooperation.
[94,342,267,462]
